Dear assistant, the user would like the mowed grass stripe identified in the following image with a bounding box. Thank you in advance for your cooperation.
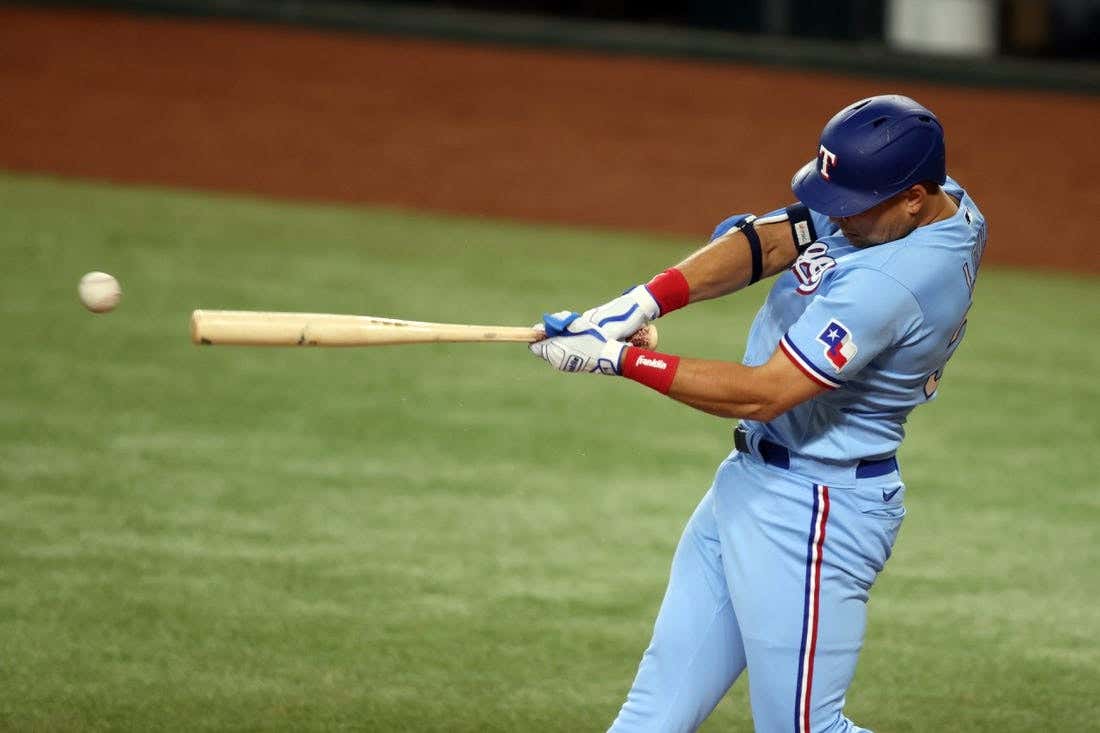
[1,172,1097,731]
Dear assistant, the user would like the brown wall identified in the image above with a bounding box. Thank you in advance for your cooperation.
[1,6,1097,273]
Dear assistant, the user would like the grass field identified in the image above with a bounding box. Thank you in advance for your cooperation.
[2,171,1098,731]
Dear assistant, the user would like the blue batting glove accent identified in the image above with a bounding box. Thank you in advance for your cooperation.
[595,302,639,328]
[568,326,608,343]
[542,311,580,336]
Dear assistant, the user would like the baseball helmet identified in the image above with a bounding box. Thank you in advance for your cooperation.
[791,94,946,217]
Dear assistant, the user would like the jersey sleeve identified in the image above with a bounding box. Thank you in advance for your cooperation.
[778,267,922,389]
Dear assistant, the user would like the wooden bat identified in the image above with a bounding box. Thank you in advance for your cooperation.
[190,309,658,349]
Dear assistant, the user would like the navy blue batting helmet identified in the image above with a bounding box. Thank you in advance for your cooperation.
[791,95,946,217]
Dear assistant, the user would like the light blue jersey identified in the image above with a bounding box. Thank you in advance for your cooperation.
[739,178,988,464]
[611,179,989,733]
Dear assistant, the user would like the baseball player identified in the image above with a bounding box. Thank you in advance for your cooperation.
[530,95,987,732]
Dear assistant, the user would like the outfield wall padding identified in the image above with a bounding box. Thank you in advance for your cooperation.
[0,5,1097,273]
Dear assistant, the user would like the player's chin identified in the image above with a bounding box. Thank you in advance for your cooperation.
[842,230,887,248]
[840,230,869,247]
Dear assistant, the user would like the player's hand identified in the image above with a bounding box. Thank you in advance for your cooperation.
[579,285,661,342]
[529,311,626,375]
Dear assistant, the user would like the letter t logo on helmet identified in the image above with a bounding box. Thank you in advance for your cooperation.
[791,94,946,217]
[818,145,839,180]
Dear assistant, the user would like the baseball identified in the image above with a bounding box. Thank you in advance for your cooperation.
[78,271,122,313]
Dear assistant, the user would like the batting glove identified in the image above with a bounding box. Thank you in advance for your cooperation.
[579,285,661,342]
[529,311,626,375]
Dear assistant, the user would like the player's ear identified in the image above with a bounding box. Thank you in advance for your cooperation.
[901,184,925,215]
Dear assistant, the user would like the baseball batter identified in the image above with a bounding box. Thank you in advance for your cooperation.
[530,95,987,732]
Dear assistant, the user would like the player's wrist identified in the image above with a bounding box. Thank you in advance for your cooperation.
[620,346,681,393]
[643,268,690,316]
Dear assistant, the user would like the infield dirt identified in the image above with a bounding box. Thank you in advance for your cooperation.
[1,5,1097,273]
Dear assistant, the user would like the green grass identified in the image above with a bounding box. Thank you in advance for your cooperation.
[1,171,1098,731]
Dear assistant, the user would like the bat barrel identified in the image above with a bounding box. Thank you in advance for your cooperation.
[190,310,657,348]
[190,310,540,346]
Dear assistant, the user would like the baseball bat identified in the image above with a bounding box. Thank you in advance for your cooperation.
[189,310,658,349]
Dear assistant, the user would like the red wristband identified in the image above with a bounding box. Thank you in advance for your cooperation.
[621,347,681,394]
[645,268,690,316]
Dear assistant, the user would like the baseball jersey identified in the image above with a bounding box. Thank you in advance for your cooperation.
[738,177,987,463]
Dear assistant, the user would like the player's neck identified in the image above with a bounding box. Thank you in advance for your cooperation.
[919,190,959,228]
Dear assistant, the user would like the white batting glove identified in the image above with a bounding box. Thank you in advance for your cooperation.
[580,285,661,342]
[529,311,627,375]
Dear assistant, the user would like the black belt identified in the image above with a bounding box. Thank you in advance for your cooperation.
[733,426,897,479]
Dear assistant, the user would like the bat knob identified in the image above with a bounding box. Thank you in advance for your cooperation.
[629,324,659,350]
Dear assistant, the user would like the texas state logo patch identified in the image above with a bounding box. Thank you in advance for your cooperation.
[818,320,858,372]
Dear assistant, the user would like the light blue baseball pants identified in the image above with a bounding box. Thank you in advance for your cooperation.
[608,450,905,732]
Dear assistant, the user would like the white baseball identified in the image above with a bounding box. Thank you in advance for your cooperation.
[78,271,122,313]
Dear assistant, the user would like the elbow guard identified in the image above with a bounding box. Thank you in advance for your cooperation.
[710,203,818,286]
[756,202,818,255]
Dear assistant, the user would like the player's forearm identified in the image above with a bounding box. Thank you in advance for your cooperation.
[665,359,782,421]
[621,353,789,421]
[576,215,803,340]
[676,221,800,303]
[619,346,826,421]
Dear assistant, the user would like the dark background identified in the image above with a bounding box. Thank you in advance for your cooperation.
[352,0,1097,59]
